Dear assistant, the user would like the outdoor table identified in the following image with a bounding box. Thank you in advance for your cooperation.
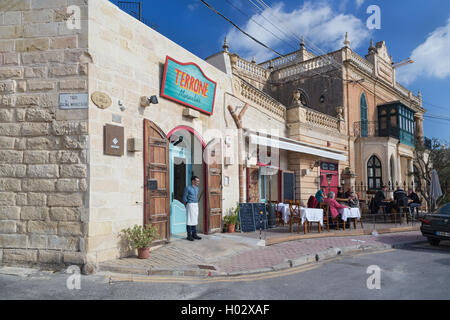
[338,207,361,230]
[300,207,324,228]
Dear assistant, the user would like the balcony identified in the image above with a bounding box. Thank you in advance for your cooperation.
[353,120,415,147]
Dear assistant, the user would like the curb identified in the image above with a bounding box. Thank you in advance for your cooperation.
[100,239,426,279]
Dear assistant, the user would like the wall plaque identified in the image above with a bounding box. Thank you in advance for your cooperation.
[59,93,88,109]
[91,91,112,109]
[104,124,124,156]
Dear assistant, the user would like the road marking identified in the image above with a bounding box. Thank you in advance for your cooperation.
[107,248,398,284]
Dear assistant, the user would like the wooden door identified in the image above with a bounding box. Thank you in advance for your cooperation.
[247,167,260,203]
[205,138,222,234]
[144,120,170,243]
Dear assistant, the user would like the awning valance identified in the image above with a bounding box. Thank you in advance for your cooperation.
[249,133,347,162]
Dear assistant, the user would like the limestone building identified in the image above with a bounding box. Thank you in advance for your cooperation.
[0,0,424,269]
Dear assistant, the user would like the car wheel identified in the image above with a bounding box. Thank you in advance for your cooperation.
[428,238,440,246]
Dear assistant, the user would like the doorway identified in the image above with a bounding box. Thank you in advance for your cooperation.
[170,144,191,235]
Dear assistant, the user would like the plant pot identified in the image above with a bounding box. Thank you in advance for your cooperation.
[227,224,236,233]
[137,247,150,259]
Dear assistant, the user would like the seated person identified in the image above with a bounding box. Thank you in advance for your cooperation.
[344,188,353,198]
[324,191,348,220]
[307,195,318,208]
[348,192,360,208]
[315,186,327,207]
[337,187,346,199]
[408,189,421,215]
[394,187,409,210]
[372,185,392,214]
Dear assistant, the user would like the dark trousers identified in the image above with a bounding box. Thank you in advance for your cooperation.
[186,225,198,237]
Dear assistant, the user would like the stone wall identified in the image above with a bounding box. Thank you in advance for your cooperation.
[86,0,233,264]
[0,0,89,266]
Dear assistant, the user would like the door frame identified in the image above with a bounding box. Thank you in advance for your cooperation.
[167,126,209,234]
[169,143,191,235]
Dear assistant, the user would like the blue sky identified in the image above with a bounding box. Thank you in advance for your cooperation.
[110,0,450,140]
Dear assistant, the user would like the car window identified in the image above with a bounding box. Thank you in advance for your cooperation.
[437,203,450,215]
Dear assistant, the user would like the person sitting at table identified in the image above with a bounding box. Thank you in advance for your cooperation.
[408,189,421,215]
[337,187,346,199]
[394,186,409,211]
[344,187,353,198]
[324,191,348,222]
[307,195,318,208]
[348,192,360,208]
[315,186,327,207]
[372,185,391,214]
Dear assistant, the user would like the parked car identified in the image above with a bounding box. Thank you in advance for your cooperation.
[420,203,450,246]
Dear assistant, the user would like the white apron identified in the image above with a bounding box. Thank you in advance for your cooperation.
[186,203,198,226]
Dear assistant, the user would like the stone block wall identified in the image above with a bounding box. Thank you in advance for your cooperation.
[0,0,89,267]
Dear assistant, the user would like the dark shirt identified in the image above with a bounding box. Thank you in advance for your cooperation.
[337,191,346,198]
[374,190,385,205]
[409,192,420,204]
[394,189,408,207]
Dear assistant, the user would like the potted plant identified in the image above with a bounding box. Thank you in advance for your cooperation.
[121,224,159,259]
[224,204,239,233]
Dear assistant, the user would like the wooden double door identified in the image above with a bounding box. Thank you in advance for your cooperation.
[143,120,222,243]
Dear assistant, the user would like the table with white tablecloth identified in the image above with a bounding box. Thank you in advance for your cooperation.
[338,207,361,222]
[300,207,324,226]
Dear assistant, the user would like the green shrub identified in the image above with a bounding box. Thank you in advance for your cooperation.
[120,224,159,249]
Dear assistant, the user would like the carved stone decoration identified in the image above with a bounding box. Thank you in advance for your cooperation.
[229,53,239,69]
[335,106,344,120]
[91,91,112,109]
[291,90,302,107]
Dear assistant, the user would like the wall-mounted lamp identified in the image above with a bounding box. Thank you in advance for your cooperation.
[140,95,159,107]
[171,135,183,146]
[118,100,126,111]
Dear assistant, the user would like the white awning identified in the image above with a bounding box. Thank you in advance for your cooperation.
[249,134,347,162]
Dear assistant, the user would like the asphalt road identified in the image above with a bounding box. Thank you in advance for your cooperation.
[1,241,449,301]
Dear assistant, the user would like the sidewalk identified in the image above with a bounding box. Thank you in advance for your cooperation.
[98,229,426,277]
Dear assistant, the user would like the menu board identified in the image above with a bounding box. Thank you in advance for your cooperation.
[238,203,255,232]
[267,204,277,228]
[283,172,295,201]
[253,203,267,230]
[238,203,269,232]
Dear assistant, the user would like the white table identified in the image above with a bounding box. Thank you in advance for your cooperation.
[277,203,299,223]
[300,208,324,226]
[338,207,361,222]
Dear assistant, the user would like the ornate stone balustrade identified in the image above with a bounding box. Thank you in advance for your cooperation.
[259,52,298,70]
[394,82,421,105]
[302,107,340,131]
[240,80,286,120]
[275,53,339,80]
[234,56,268,79]
[349,52,374,75]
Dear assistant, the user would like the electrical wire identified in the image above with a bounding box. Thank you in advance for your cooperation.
[198,0,285,58]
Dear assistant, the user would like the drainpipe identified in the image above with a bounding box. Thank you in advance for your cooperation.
[228,103,249,203]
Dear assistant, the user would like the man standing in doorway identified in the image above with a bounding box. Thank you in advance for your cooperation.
[182,176,202,241]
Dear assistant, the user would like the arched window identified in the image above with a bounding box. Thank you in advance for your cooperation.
[360,93,368,137]
[367,155,382,190]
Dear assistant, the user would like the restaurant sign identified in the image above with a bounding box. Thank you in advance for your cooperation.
[161,56,216,115]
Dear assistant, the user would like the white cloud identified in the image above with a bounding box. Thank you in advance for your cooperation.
[356,0,365,9]
[225,1,370,62]
[397,18,450,85]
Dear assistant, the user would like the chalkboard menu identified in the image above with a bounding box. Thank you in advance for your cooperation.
[283,172,295,201]
[267,204,276,228]
[238,203,256,232]
[253,203,267,230]
[238,203,269,232]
